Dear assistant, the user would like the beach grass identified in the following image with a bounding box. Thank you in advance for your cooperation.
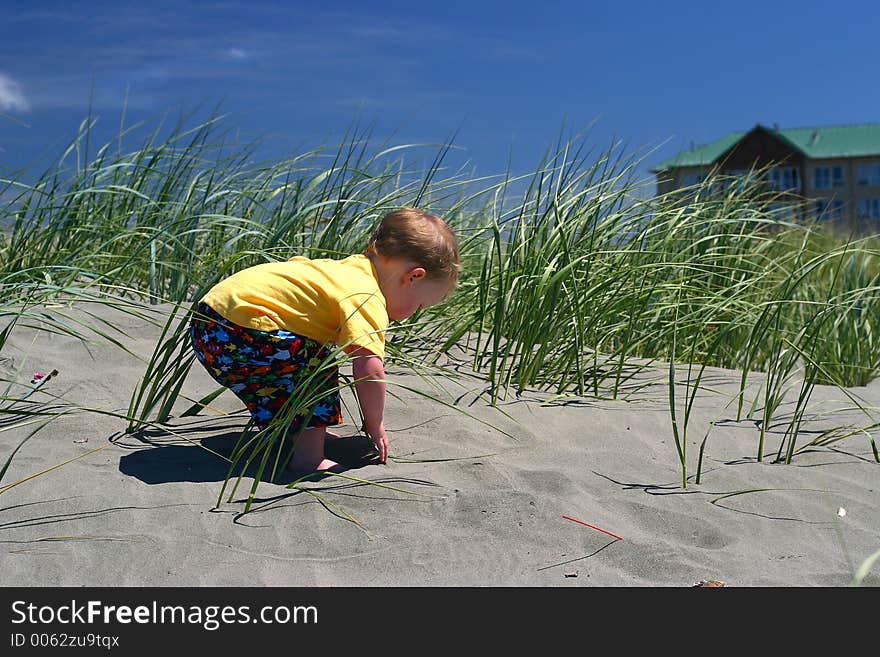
[2,112,879,499]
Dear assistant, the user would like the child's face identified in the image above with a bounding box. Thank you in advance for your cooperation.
[385,270,454,322]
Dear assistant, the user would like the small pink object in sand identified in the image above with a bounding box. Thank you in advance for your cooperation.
[562,515,624,541]
[30,369,58,385]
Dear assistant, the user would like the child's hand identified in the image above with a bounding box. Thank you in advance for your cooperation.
[365,421,388,464]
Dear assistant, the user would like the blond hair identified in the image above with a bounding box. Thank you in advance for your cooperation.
[365,208,460,283]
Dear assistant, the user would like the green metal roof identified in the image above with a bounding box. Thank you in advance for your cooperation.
[780,124,880,158]
[652,132,745,171]
[652,123,880,172]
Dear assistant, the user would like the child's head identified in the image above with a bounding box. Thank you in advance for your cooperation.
[366,208,460,283]
[366,207,460,321]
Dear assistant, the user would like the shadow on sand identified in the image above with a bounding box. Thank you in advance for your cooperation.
[118,428,380,486]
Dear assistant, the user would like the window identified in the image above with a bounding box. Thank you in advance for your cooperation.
[857,198,880,220]
[767,166,800,191]
[681,172,705,187]
[856,163,880,186]
[814,199,845,220]
[768,202,798,221]
[720,169,753,191]
[814,166,844,189]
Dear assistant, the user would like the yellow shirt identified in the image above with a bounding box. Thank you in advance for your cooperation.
[201,254,388,357]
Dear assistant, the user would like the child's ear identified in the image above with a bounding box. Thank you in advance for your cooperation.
[405,267,426,284]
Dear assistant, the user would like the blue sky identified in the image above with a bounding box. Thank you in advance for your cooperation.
[1,0,878,189]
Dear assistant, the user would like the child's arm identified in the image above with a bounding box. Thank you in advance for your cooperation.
[350,347,388,464]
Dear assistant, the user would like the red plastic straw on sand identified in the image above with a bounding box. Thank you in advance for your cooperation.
[563,515,623,541]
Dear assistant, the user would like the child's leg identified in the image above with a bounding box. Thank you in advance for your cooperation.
[191,305,344,472]
[286,426,340,472]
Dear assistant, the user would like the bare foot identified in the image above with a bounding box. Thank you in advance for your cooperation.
[287,457,340,474]
[286,427,343,477]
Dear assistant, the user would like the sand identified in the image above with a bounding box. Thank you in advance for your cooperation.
[1,301,879,587]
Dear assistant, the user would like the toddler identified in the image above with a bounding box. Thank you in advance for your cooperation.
[190,208,459,474]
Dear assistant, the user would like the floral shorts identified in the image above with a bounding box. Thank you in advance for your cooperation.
[189,302,342,431]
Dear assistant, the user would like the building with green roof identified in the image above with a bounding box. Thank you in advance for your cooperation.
[652,123,880,232]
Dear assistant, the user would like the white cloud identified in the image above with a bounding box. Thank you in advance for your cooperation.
[227,48,248,60]
[0,73,29,112]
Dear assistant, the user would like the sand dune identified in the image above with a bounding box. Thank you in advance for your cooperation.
[2,302,878,586]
